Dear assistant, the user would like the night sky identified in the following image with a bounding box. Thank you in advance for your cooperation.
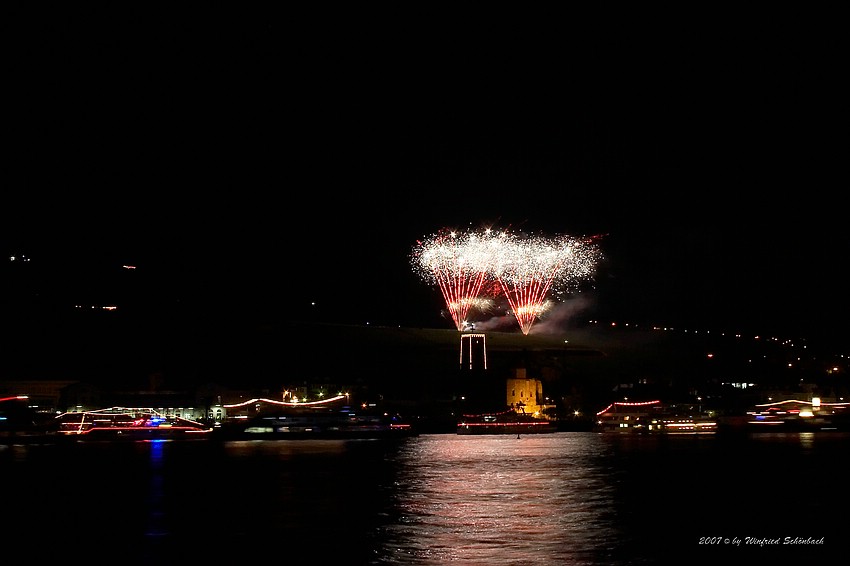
[5,8,848,369]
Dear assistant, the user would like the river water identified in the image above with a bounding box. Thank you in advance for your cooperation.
[1,432,845,564]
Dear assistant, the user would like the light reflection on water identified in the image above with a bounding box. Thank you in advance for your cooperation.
[145,439,167,538]
[2,432,847,564]
[376,435,625,565]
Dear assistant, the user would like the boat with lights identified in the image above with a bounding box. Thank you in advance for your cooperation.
[595,400,717,434]
[215,395,417,439]
[456,409,556,435]
[742,398,850,432]
[54,407,213,440]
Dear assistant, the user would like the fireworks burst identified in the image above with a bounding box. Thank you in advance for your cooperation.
[411,228,504,331]
[413,227,602,334]
[491,233,600,335]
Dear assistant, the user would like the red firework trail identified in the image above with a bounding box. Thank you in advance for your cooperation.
[497,264,560,335]
[434,264,489,331]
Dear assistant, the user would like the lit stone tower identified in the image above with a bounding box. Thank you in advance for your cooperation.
[459,333,487,371]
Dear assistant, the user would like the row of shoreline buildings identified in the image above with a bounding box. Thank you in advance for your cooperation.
[3,330,849,433]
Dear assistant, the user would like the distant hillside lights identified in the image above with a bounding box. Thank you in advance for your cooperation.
[9,253,135,311]
[590,319,806,349]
